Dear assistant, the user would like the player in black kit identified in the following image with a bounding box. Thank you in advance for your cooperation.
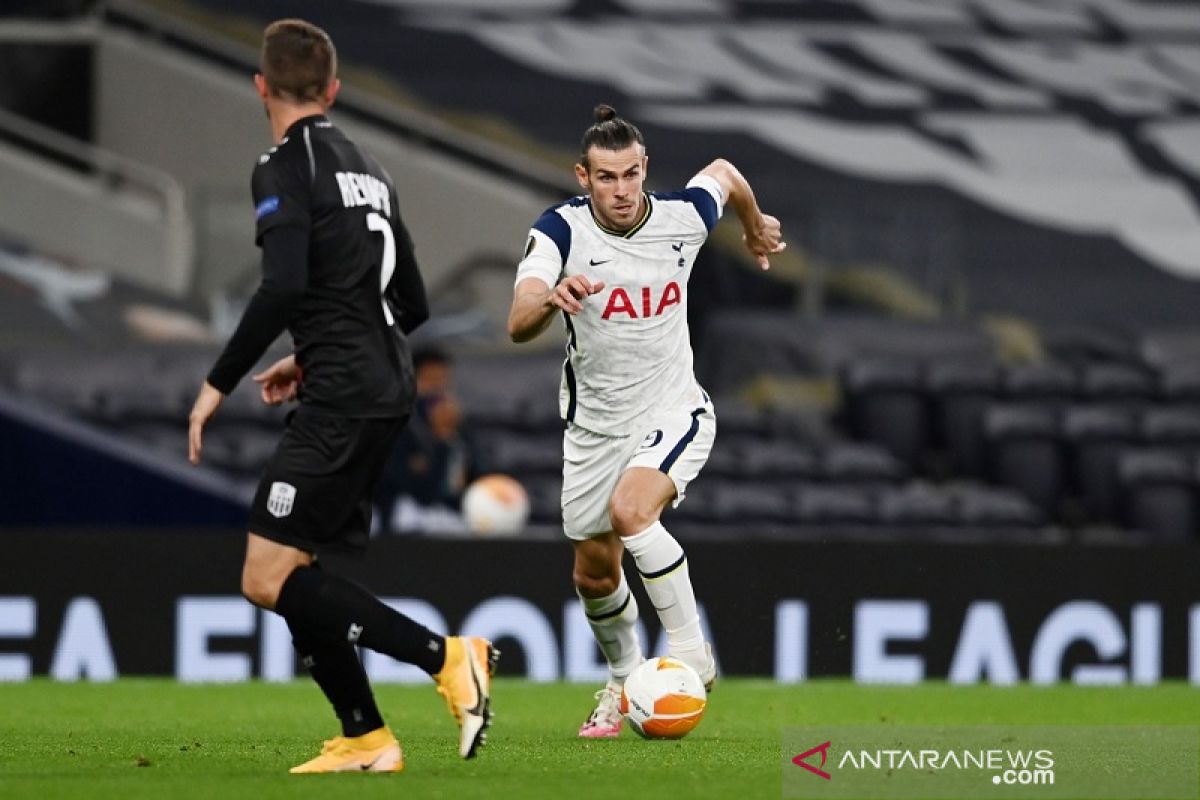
[186,19,494,773]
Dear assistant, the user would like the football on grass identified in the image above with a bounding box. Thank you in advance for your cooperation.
[619,656,708,739]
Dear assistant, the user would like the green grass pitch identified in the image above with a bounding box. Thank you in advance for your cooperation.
[3,679,1198,799]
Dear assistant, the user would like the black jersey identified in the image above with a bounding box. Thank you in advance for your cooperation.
[208,115,428,417]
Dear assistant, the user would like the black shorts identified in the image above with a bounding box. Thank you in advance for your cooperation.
[248,407,408,554]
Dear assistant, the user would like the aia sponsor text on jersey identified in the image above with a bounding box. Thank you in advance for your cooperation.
[601,282,682,320]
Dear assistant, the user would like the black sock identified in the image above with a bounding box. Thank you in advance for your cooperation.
[288,617,385,737]
[276,565,447,676]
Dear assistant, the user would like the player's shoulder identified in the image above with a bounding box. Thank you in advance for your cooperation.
[531,196,589,235]
[649,179,721,232]
[536,195,588,222]
[648,184,715,209]
[254,132,308,170]
[525,196,586,264]
[252,134,311,191]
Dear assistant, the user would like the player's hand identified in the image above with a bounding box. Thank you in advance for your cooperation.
[187,381,225,465]
[548,275,606,315]
[743,213,786,270]
[253,354,302,406]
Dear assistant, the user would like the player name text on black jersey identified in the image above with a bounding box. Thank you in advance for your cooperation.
[335,171,391,217]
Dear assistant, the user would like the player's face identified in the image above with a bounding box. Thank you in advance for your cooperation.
[576,145,648,232]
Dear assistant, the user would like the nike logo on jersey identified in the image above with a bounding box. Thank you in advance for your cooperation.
[672,241,686,267]
[589,258,611,266]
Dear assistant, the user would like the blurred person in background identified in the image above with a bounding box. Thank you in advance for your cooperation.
[185,18,494,773]
[375,347,475,534]
[506,104,785,737]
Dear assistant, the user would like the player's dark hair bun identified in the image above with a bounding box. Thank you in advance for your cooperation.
[580,104,644,166]
[593,104,619,123]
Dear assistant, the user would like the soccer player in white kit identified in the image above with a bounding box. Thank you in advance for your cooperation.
[507,105,785,737]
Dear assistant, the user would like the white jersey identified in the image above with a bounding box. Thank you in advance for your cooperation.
[516,173,724,436]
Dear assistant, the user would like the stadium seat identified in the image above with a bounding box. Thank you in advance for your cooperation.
[710,402,771,438]
[877,483,957,527]
[1140,330,1200,371]
[1078,363,1154,408]
[1039,324,1140,367]
[97,382,192,425]
[819,441,908,485]
[12,357,105,418]
[702,441,743,478]
[1061,405,1139,523]
[664,483,714,523]
[951,484,1044,529]
[925,361,1000,478]
[984,404,1063,514]
[472,431,561,476]
[842,359,929,469]
[792,482,877,526]
[1157,365,1200,403]
[708,482,793,523]
[738,440,819,480]
[1118,450,1196,542]
[120,419,189,463]
[1140,406,1200,455]
[699,313,994,401]
[762,408,836,445]
[1001,362,1077,408]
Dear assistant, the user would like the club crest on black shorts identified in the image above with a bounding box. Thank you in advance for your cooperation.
[267,481,297,518]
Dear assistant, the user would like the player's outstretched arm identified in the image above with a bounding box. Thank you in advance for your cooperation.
[507,275,606,343]
[699,158,786,270]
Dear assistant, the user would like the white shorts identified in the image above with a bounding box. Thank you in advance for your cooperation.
[561,394,716,540]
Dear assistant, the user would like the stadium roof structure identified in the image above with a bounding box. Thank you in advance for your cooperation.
[172,0,1200,331]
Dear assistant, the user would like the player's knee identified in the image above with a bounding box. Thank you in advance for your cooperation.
[609,494,657,536]
[573,568,618,598]
[241,567,282,610]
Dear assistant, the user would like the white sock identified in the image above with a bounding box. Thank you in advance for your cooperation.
[577,570,642,682]
[622,521,706,667]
